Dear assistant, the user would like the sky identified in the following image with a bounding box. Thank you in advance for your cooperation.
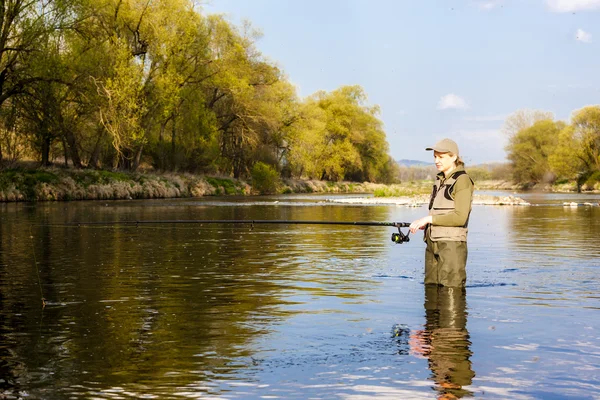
[202,0,600,165]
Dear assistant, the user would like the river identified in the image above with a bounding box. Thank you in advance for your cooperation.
[1,191,599,399]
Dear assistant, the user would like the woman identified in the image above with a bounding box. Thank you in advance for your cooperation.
[409,138,474,287]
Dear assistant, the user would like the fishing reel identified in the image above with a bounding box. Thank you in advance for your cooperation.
[391,227,410,244]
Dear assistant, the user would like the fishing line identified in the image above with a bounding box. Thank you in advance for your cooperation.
[42,219,412,243]
[29,224,46,308]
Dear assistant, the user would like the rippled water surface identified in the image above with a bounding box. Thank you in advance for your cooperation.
[1,192,599,399]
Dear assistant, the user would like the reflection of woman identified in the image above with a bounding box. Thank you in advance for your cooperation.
[409,139,474,288]
[411,285,475,399]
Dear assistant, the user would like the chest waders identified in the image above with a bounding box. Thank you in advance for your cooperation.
[425,170,473,287]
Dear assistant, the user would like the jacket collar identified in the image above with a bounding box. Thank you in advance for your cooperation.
[437,165,465,180]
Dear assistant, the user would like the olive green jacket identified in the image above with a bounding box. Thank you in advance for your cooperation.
[427,166,474,241]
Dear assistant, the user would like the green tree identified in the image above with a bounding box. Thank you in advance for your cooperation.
[251,161,280,194]
[548,125,585,180]
[0,0,78,164]
[0,0,395,182]
[201,16,298,178]
[287,85,390,182]
[506,119,563,183]
[571,106,600,172]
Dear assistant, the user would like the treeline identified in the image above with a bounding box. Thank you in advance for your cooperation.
[504,107,600,190]
[396,163,510,183]
[0,0,397,183]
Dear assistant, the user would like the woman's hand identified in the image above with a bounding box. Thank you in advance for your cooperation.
[409,216,432,234]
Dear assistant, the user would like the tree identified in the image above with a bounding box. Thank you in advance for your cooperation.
[287,85,390,182]
[548,125,585,180]
[201,16,298,178]
[0,1,397,182]
[502,109,555,138]
[0,0,78,164]
[570,106,600,171]
[505,119,563,183]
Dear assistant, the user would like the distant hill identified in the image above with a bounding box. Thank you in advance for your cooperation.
[396,159,430,167]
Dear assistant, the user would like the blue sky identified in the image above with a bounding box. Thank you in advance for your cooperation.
[203,0,600,165]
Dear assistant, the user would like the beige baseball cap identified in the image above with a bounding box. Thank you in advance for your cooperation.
[426,138,459,155]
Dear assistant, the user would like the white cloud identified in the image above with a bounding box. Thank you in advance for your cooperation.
[437,94,470,110]
[576,28,593,43]
[547,0,600,12]
[475,0,503,10]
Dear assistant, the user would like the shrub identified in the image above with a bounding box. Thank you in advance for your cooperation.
[584,171,600,190]
[467,167,492,182]
[205,176,243,195]
[251,162,280,194]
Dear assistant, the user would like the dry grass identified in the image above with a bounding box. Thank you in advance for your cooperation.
[0,167,256,202]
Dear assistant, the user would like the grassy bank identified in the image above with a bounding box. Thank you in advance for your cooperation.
[0,167,589,203]
[0,168,247,201]
[0,167,393,202]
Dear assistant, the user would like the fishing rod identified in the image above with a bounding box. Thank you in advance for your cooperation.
[64,219,412,243]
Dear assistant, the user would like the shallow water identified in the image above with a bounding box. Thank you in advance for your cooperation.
[1,192,599,399]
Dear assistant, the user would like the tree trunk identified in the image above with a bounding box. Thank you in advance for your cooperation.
[89,127,106,169]
[64,129,82,168]
[170,113,177,170]
[41,136,51,166]
[232,128,243,179]
[132,144,144,171]
[171,113,176,153]
[60,134,69,167]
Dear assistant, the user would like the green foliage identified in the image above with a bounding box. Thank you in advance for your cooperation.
[504,106,600,186]
[250,162,280,194]
[374,187,411,197]
[548,125,584,179]
[506,119,563,183]
[583,170,600,189]
[205,177,243,195]
[286,85,390,182]
[0,0,397,185]
[373,183,431,197]
[467,167,492,182]
[79,170,130,185]
[0,168,59,189]
[0,168,60,200]
[571,106,600,172]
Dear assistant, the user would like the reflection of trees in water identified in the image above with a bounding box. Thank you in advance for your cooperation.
[508,206,600,255]
[0,201,393,396]
[0,288,20,395]
[412,286,475,399]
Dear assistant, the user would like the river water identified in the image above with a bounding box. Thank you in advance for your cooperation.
[0,191,599,399]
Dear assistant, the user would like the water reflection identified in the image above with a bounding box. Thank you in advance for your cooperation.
[0,200,395,398]
[1,196,599,398]
[412,286,474,399]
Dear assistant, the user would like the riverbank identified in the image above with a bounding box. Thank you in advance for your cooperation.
[0,167,400,202]
[0,166,588,202]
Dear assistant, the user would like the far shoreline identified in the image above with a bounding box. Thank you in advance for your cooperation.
[0,166,595,203]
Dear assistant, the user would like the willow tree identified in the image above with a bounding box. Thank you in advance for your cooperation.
[506,119,564,183]
[0,0,79,164]
[131,0,214,171]
[201,16,298,178]
[284,99,327,179]
[287,85,390,182]
[62,0,214,170]
[571,106,600,172]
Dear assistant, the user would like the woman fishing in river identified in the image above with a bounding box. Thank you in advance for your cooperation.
[409,138,474,288]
